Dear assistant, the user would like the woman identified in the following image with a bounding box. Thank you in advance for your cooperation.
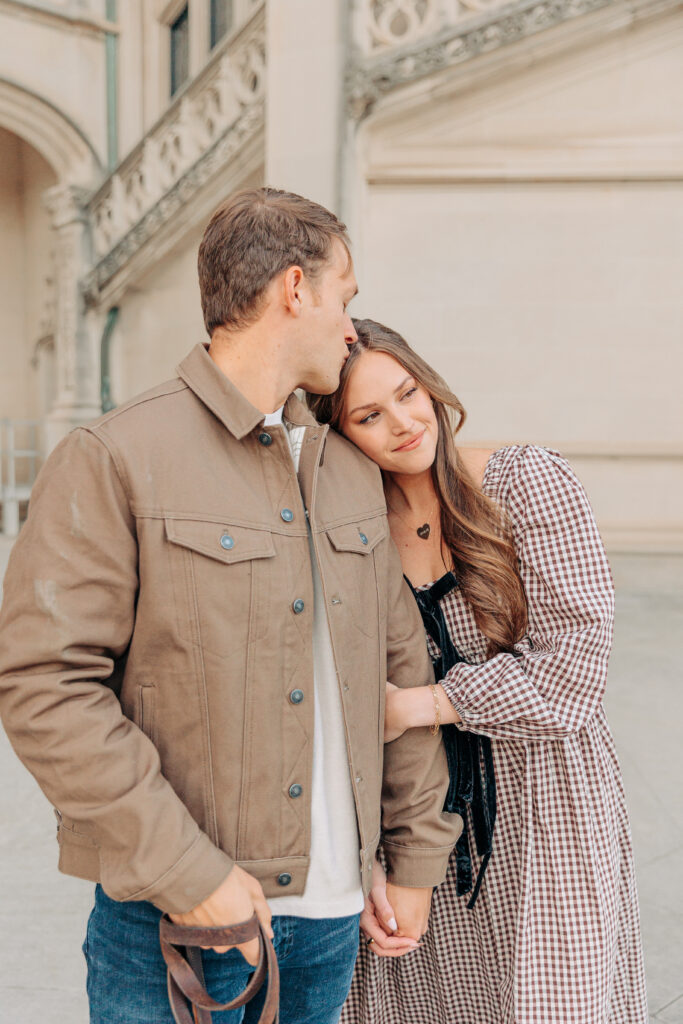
[308,319,647,1024]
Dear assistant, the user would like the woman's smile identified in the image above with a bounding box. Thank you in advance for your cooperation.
[393,430,425,453]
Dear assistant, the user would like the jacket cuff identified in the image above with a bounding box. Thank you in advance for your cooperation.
[383,833,458,889]
[123,832,235,913]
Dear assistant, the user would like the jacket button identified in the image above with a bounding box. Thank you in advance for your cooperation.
[289,689,304,704]
[220,534,235,550]
[258,432,273,446]
[280,508,294,522]
[288,783,303,799]
[292,599,305,614]
[277,873,292,887]
[359,532,368,545]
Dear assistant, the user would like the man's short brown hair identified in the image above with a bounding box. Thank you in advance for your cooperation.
[198,187,350,335]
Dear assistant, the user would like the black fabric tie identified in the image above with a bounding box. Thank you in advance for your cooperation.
[407,571,496,908]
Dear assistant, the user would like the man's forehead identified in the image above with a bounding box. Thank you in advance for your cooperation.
[329,238,354,276]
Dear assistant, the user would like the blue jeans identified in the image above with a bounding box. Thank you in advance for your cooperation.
[84,885,360,1024]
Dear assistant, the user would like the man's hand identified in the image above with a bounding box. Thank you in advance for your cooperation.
[169,865,273,963]
[385,882,433,941]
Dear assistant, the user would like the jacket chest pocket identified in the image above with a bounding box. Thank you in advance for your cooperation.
[165,518,276,659]
[325,517,388,638]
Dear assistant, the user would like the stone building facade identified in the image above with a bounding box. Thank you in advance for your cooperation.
[0,0,681,549]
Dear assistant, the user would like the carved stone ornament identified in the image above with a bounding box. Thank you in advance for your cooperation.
[347,0,620,119]
[83,5,265,302]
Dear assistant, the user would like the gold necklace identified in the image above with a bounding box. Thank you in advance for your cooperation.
[388,497,439,541]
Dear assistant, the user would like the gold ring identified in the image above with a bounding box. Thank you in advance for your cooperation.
[366,937,375,946]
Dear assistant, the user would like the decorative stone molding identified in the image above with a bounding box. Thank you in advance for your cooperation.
[0,77,101,184]
[353,0,508,54]
[83,4,265,303]
[34,248,58,351]
[347,0,622,119]
[43,184,101,444]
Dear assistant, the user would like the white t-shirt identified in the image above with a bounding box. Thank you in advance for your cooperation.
[262,407,364,919]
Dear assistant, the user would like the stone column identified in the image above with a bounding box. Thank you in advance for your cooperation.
[43,184,102,451]
[265,0,348,213]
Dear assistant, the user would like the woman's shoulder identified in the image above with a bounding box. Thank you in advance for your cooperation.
[458,447,498,488]
[479,444,590,517]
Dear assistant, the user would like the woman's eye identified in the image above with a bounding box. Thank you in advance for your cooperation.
[401,387,417,400]
[359,411,379,425]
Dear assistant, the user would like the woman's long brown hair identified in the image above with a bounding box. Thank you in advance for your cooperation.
[308,318,527,656]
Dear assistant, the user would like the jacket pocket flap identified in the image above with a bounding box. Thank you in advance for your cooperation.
[326,518,387,555]
[165,519,276,564]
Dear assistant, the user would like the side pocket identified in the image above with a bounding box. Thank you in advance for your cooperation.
[138,686,157,746]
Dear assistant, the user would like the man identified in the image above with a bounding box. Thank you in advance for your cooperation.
[0,188,461,1023]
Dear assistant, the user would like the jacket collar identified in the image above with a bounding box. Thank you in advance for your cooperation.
[177,343,318,439]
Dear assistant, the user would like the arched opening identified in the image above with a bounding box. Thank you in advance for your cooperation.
[0,83,100,534]
[0,127,58,532]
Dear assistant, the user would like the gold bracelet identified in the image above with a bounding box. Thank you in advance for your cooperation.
[429,684,441,735]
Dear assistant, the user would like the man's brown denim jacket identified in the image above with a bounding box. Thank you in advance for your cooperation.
[0,345,461,913]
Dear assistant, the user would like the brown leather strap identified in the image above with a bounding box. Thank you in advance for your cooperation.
[159,914,279,1024]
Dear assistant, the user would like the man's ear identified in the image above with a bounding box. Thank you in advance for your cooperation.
[282,265,305,316]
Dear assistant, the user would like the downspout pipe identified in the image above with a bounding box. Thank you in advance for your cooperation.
[100,306,119,412]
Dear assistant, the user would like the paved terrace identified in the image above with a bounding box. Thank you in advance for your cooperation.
[1,537,682,1023]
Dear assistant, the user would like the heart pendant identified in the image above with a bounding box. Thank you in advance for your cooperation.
[416,524,431,540]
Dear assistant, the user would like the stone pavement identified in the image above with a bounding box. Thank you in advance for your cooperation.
[0,537,682,1023]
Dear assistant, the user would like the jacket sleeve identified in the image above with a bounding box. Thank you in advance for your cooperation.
[381,539,462,888]
[0,428,233,912]
[440,446,615,741]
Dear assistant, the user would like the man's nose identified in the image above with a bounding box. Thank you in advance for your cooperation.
[345,315,358,346]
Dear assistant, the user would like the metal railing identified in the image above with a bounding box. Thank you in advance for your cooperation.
[0,420,42,536]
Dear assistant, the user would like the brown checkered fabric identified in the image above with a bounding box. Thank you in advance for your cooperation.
[342,446,648,1024]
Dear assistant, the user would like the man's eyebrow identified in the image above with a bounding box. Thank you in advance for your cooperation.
[348,376,414,417]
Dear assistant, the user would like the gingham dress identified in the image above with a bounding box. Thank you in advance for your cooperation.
[342,445,648,1024]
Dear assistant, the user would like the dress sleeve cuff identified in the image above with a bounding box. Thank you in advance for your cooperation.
[440,668,471,731]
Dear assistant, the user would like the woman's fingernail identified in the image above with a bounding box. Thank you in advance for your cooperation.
[388,917,398,931]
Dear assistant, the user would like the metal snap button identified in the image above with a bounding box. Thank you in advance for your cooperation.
[277,873,292,887]
[281,508,294,522]
[288,783,303,799]
[292,599,305,614]
[289,689,304,704]
[220,534,235,550]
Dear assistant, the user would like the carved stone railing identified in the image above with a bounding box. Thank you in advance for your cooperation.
[353,0,509,54]
[348,0,620,117]
[84,2,265,299]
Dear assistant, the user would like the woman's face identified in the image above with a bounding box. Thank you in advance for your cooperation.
[340,350,439,476]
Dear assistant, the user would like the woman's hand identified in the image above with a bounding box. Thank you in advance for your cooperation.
[359,857,420,958]
[384,681,408,743]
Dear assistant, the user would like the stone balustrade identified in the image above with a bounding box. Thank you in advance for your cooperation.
[87,3,265,273]
[347,0,618,118]
[353,0,511,54]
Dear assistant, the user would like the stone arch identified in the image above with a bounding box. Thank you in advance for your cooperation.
[0,77,102,186]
